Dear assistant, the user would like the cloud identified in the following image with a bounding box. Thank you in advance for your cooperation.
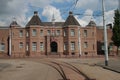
[0,0,29,26]
[95,10,114,26]
[75,9,94,26]
[0,0,118,27]
[76,0,99,10]
[76,9,115,27]
[42,5,64,22]
[29,0,51,8]
[76,0,118,11]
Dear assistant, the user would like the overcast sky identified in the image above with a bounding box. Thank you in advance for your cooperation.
[0,0,119,27]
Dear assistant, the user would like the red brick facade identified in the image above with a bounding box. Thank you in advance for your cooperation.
[0,11,117,57]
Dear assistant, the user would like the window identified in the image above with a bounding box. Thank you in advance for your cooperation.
[102,45,104,50]
[71,42,75,51]
[0,43,5,51]
[32,42,37,51]
[26,42,29,51]
[64,30,66,36]
[40,30,43,36]
[47,30,51,35]
[84,42,88,48]
[12,32,14,37]
[19,42,23,48]
[12,45,14,51]
[19,30,23,37]
[109,42,113,50]
[64,42,67,50]
[56,30,60,36]
[119,46,120,50]
[40,42,44,51]
[84,30,87,37]
[71,29,75,36]
[26,30,29,37]
[92,32,94,36]
[32,29,37,36]
[93,44,94,50]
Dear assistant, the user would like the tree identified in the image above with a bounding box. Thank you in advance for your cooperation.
[112,9,120,55]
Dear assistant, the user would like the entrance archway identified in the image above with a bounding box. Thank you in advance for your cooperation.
[50,41,58,52]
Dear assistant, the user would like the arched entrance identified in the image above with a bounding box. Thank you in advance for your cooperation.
[50,41,58,52]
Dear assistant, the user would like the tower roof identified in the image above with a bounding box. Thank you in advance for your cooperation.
[64,11,80,26]
[10,20,20,28]
[87,20,96,27]
[26,11,43,27]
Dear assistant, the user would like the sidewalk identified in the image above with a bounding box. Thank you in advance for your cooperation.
[97,59,120,73]
[58,58,120,80]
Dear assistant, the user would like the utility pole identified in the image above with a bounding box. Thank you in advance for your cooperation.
[118,0,120,11]
[102,0,109,66]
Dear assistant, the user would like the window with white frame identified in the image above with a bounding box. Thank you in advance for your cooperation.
[71,42,75,51]
[119,46,120,50]
[56,30,60,36]
[26,42,29,51]
[109,42,113,50]
[64,42,67,50]
[84,42,88,48]
[64,30,66,36]
[26,30,29,37]
[19,30,23,37]
[71,29,75,36]
[32,42,37,51]
[32,29,37,36]
[84,30,87,37]
[40,30,43,36]
[40,42,44,51]
[0,43,5,51]
[47,30,51,36]
[19,42,23,48]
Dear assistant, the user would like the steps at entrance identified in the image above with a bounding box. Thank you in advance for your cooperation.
[47,53,61,58]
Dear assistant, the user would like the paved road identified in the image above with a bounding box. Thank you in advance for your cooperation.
[0,59,62,80]
[0,58,120,80]
[30,58,87,80]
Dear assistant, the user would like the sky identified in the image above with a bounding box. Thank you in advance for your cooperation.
[0,0,119,27]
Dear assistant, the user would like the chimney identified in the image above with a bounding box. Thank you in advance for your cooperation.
[69,11,73,16]
[34,11,38,16]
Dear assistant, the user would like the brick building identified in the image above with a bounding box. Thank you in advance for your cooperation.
[0,11,117,57]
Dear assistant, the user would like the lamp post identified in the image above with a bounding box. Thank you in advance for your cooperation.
[102,0,109,66]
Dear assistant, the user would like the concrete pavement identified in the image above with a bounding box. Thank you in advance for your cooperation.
[0,59,62,80]
[57,58,120,80]
[0,58,120,80]
[97,59,120,73]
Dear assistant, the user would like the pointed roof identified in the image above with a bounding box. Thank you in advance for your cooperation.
[26,11,43,27]
[87,20,96,27]
[10,20,20,28]
[64,11,80,26]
